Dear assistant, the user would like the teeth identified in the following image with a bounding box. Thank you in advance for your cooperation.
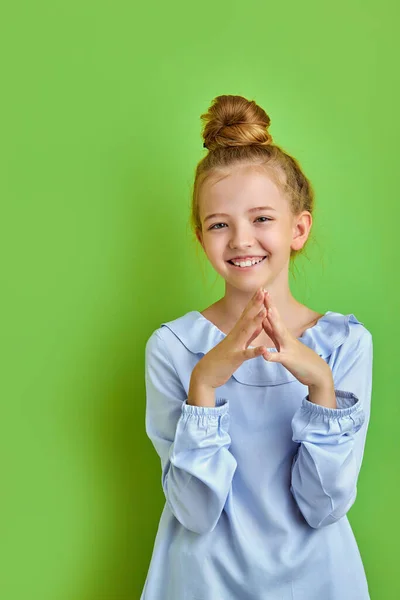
[232,257,265,267]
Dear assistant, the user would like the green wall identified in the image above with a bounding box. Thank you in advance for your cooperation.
[1,1,398,598]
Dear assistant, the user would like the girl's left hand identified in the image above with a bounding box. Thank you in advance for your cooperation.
[260,291,333,389]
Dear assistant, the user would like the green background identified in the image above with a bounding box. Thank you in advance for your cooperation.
[1,1,398,598]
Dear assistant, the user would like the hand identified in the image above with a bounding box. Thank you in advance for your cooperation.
[261,291,333,388]
[192,287,269,389]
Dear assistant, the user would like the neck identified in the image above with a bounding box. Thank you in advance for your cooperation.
[218,289,302,328]
[218,268,303,328]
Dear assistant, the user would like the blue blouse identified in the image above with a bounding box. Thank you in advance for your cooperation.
[141,310,373,600]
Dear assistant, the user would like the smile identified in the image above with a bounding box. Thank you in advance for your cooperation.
[227,256,268,270]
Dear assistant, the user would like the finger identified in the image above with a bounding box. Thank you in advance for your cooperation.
[265,309,282,347]
[264,293,279,325]
[262,313,279,349]
[242,345,267,361]
[262,313,274,337]
[263,293,277,332]
[267,306,283,334]
[246,313,265,347]
[238,305,268,348]
[234,305,266,349]
[241,287,265,319]
[263,290,271,309]
[262,349,281,363]
[232,290,265,340]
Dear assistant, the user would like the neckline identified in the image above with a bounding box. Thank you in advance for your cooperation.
[194,310,331,351]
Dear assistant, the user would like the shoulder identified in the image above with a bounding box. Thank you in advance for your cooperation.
[326,313,373,374]
[299,310,372,359]
[341,313,372,349]
[145,311,206,358]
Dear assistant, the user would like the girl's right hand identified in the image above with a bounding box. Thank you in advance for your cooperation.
[191,287,268,389]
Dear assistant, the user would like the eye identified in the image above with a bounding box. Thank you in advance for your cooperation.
[208,217,273,230]
[208,223,226,230]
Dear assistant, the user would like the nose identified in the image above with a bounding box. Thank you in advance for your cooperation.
[228,223,255,250]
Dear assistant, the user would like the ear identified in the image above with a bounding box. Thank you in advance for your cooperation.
[290,211,312,252]
[196,228,205,250]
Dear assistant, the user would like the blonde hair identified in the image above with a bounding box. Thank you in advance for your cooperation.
[190,95,316,278]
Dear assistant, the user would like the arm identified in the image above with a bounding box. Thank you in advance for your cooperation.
[290,327,373,529]
[145,330,237,534]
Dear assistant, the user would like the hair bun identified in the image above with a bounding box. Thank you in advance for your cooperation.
[201,94,273,150]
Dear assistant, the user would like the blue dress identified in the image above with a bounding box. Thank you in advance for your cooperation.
[141,310,373,600]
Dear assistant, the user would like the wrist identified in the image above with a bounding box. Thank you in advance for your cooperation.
[188,373,215,407]
[308,381,337,409]
[308,381,334,392]
[309,369,334,392]
[190,366,212,390]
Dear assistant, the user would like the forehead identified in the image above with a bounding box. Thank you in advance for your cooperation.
[199,165,287,219]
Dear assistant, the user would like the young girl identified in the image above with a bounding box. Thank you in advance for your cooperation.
[140,95,373,600]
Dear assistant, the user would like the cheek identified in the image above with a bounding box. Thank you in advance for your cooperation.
[263,228,287,247]
[203,236,223,254]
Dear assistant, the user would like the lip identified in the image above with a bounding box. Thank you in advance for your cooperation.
[227,256,268,271]
[228,255,266,261]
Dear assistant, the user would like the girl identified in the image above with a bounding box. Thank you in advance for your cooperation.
[141,95,373,599]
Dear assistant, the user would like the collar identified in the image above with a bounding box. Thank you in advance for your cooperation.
[160,310,363,387]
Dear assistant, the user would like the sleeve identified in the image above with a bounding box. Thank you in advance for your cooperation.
[289,326,373,529]
[144,330,238,535]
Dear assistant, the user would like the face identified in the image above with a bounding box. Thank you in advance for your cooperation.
[196,164,311,292]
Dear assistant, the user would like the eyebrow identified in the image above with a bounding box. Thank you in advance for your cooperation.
[204,205,277,223]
